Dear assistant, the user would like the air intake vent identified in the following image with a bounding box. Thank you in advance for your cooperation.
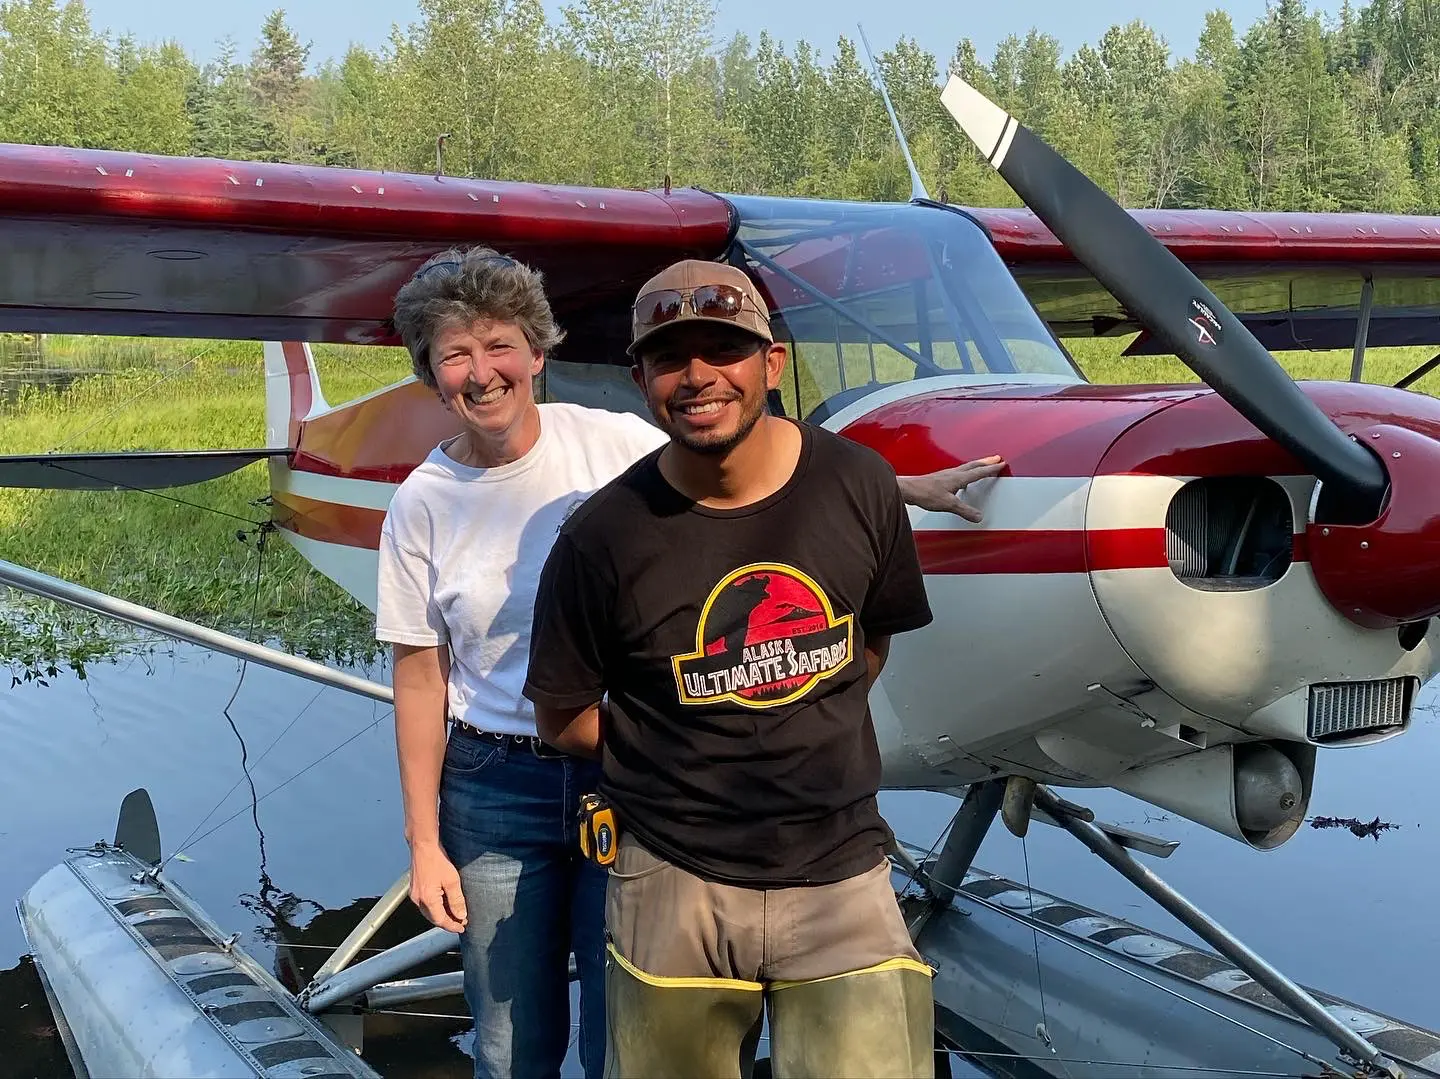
[1166,481,1208,577]
[1307,678,1414,743]
[1165,477,1293,590]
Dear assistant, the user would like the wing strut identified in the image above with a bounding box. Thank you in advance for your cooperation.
[1031,785,1405,1078]
[0,557,390,703]
[1397,351,1440,389]
[1350,275,1374,382]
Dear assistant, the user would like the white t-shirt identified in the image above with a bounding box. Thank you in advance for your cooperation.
[375,402,667,736]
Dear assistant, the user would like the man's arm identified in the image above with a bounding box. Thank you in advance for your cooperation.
[524,532,615,751]
[864,635,891,690]
[534,700,605,760]
[861,458,936,640]
[896,455,1006,522]
[392,641,468,934]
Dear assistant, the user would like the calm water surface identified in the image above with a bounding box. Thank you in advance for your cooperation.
[3,641,1437,1076]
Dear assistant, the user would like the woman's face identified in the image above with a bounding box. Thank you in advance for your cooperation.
[428,316,543,444]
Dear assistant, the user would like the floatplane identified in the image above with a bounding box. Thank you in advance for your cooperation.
[6,47,1440,1078]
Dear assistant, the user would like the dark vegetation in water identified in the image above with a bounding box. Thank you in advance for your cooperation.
[1308,815,1402,840]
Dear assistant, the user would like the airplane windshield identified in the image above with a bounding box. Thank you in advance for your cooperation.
[725,194,1082,422]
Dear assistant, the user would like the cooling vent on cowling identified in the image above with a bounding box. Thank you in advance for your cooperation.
[1308,677,1414,744]
[1165,477,1293,590]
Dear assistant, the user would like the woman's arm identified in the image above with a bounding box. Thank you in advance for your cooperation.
[393,641,468,934]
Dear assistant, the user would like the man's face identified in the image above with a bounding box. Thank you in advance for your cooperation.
[428,316,543,440]
[632,323,786,455]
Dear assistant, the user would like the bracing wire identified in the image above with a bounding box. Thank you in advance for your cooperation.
[167,707,392,857]
[162,527,272,868]
[47,350,209,453]
[17,460,265,526]
[164,683,326,862]
[1019,830,1071,1077]
[894,800,966,898]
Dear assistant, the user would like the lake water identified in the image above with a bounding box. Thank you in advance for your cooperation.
[3,638,1437,1076]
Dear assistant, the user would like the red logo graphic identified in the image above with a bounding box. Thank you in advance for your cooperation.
[672,563,854,708]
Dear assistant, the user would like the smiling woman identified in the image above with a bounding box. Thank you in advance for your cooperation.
[377,246,667,1079]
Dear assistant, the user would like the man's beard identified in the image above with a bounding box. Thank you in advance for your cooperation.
[652,389,767,456]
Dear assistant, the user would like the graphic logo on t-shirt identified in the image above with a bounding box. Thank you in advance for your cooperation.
[671,562,853,709]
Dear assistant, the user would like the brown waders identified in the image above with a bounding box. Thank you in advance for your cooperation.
[603,836,935,1078]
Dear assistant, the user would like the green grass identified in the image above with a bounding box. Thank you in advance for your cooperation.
[1066,336,1440,390]
[0,337,411,682]
[1,329,1436,684]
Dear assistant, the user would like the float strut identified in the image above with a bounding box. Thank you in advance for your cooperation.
[309,871,412,985]
[303,927,459,1013]
[1032,785,1404,1079]
[926,779,1005,903]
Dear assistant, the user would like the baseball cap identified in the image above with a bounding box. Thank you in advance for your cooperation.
[628,259,773,357]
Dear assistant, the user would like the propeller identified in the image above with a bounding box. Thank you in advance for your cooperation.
[937,76,1390,523]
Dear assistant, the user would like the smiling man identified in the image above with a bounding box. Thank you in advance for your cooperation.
[525,259,940,1078]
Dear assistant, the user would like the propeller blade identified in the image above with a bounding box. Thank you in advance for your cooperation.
[938,75,1389,515]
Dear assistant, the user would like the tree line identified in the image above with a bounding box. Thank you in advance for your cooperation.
[1,0,1437,214]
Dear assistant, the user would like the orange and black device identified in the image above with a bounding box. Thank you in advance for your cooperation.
[578,792,618,867]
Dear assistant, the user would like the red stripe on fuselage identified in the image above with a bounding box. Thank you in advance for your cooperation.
[842,379,1440,482]
[273,490,385,549]
[840,384,1205,478]
[916,527,1172,575]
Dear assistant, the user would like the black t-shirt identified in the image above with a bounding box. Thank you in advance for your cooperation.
[522,419,933,887]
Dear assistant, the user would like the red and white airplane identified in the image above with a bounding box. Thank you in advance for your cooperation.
[5,74,1440,858]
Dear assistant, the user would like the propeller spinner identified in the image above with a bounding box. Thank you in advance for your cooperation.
[938,75,1440,631]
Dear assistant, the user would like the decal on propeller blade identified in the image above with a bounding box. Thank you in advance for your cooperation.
[1188,298,1224,346]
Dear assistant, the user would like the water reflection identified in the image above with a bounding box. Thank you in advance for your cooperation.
[0,368,97,409]
[2,641,1437,1075]
[0,641,483,1075]
[0,336,111,411]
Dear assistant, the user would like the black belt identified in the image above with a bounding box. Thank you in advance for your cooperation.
[451,722,569,760]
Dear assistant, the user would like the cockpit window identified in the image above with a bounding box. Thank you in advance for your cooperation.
[725,195,1082,422]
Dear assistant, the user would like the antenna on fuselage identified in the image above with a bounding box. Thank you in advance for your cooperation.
[857,23,930,202]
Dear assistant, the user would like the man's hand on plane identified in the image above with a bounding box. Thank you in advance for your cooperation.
[898,456,1007,523]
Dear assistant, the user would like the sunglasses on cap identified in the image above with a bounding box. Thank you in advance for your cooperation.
[632,284,762,330]
[412,254,517,281]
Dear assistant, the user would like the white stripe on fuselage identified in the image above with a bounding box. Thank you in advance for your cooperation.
[279,466,402,511]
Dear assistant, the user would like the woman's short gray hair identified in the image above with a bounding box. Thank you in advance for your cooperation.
[391,246,566,389]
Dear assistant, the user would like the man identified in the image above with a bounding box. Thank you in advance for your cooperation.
[523,258,942,1078]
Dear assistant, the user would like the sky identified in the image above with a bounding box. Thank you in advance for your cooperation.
[81,0,1349,70]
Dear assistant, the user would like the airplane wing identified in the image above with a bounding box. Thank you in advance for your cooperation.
[1,141,1439,358]
[968,205,1440,354]
[0,143,734,357]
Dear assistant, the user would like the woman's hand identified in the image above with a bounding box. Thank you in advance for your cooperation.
[409,839,468,933]
[392,642,462,929]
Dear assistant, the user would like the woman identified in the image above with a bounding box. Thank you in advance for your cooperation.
[374,244,1003,1079]
[375,246,666,1079]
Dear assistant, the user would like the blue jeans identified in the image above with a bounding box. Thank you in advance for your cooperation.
[438,726,607,1079]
